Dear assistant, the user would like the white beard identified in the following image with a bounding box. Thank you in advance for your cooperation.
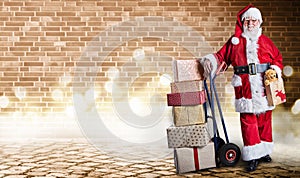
[243,25,262,41]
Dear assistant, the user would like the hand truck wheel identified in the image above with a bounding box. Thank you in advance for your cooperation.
[218,143,241,167]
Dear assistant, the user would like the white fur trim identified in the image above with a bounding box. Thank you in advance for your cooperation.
[231,74,242,87]
[249,74,270,114]
[235,96,274,113]
[202,54,218,76]
[244,37,270,113]
[231,37,239,45]
[242,27,262,41]
[235,98,253,113]
[243,34,271,114]
[270,65,282,79]
[244,37,259,64]
[241,7,263,24]
[242,141,273,161]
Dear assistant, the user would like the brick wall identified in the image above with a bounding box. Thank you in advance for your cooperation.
[0,0,299,120]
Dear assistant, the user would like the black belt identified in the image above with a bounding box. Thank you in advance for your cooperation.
[234,63,270,75]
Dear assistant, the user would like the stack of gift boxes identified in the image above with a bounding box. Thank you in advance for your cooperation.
[166,59,216,174]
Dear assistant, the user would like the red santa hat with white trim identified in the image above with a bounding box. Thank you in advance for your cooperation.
[241,7,262,23]
[235,4,263,37]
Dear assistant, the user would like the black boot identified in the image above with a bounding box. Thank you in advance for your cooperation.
[260,154,272,162]
[246,159,259,172]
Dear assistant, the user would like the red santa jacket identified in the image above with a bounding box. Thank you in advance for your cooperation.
[215,35,283,70]
[204,5,283,113]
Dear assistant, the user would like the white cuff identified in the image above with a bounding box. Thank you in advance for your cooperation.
[242,141,273,161]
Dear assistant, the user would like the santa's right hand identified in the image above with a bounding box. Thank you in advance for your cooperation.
[202,59,212,78]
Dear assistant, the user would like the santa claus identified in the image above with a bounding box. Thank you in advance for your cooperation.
[200,5,283,172]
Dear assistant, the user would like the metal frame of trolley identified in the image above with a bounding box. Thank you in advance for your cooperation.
[203,62,241,167]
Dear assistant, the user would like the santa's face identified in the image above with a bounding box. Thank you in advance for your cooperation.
[242,17,261,39]
[243,17,260,32]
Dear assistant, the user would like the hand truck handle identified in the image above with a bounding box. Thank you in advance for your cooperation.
[215,61,227,76]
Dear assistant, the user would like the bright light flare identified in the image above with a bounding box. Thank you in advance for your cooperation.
[105,81,113,93]
[14,87,26,100]
[65,106,75,118]
[107,67,120,79]
[0,96,9,108]
[52,89,64,101]
[85,88,95,103]
[283,65,293,77]
[291,99,300,115]
[129,97,151,117]
[159,74,172,86]
[60,73,72,86]
[133,49,145,60]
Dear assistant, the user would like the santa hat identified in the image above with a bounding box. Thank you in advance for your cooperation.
[241,7,263,23]
[234,4,263,37]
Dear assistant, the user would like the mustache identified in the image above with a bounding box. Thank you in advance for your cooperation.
[243,25,260,32]
[244,24,256,28]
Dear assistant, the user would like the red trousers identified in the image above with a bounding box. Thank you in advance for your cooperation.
[240,110,273,146]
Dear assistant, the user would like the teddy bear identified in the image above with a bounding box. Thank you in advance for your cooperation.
[264,69,278,86]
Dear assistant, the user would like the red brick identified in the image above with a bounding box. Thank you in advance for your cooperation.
[14,42,33,46]
[19,77,39,81]
[24,2,44,6]
[56,12,77,16]
[46,32,66,37]
[36,12,56,16]
[4,2,24,6]
[159,2,178,6]
[14,82,34,87]
[0,0,297,115]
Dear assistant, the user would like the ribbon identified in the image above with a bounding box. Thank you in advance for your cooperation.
[193,147,200,170]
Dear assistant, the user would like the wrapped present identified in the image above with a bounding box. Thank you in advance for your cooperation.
[167,90,206,106]
[266,77,286,106]
[174,142,216,174]
[172,59,204,82]
[173,105,205,126]
[166,121,213,148]
[170,80,203,93]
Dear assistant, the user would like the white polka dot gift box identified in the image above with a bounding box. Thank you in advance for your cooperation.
[166,120,213,148]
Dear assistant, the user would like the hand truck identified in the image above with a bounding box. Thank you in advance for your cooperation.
[204,62,241,167]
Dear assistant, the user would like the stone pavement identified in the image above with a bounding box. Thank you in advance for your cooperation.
[0,139,299,178]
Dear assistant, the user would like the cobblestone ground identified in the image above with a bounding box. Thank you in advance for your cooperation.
[0,139,299,178]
